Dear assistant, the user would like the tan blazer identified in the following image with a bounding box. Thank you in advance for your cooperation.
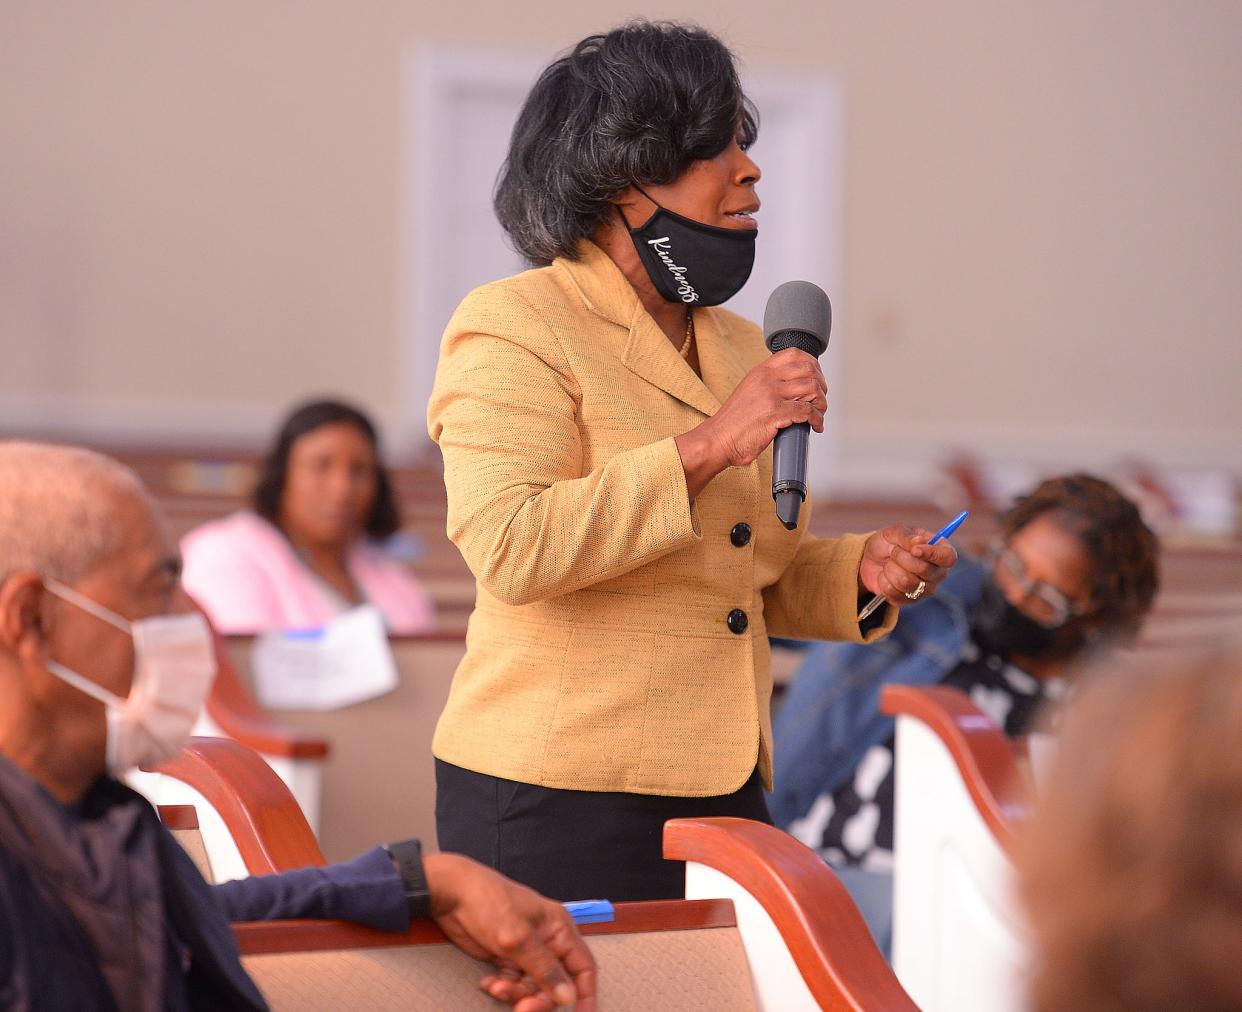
[428,241,895,796]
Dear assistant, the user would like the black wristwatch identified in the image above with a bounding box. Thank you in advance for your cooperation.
[383,838,432,920]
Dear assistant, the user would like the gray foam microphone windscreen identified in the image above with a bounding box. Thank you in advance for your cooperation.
[763,280,831,356]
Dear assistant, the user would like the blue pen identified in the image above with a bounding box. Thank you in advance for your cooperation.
[563,899,615,924]
[856,510,969,622]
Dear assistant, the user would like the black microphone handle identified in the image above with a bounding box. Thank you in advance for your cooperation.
[772,421,810,531]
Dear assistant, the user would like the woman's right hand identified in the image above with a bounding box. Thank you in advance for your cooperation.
[676,348,827,499]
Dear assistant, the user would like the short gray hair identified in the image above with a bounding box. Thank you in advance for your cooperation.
[0,441,146,585]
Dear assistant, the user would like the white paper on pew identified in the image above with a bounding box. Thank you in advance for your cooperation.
[251,605,399,711]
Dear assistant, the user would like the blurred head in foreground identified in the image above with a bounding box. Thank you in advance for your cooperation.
[1019,640,1242,1012]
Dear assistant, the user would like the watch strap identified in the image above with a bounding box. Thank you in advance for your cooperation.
[384,838,432,920]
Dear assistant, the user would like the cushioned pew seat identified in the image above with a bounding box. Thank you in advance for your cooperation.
[237,900,756,1011]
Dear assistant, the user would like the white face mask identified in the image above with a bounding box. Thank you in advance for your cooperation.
[42,578,217,776]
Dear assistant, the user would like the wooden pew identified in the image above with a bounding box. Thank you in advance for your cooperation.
[880,685,1031,1012]
[1158,540,1242,596]
[872,588,1240,1010]
[882,685,1029,855]
[198,603,330,832]
[158,737,912,1010]
[158,803,215,881]
[235,824,919,1012]
[151,737,328,876]
[671,817,918,1011]
[120,442,1242,614]
[238,899,758,1011]
[153,791,754,1009]
[1122,586,1242,657]
[224,632,468,862]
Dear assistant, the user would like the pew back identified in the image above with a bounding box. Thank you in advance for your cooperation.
[225,633,467,860]
[882,685,1029,1012]
[159,804,214,881]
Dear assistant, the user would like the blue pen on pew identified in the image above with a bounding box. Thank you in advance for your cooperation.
[856,510,970,623]
[563,899,615,925]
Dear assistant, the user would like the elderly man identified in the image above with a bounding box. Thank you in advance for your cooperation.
[0,442,595,1012]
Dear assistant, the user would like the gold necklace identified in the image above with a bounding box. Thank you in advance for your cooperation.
[679,311,695,359]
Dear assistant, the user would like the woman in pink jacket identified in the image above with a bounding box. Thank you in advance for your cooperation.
[181,399,436,634]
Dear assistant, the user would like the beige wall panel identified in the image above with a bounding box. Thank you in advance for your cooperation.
[2,1,1239,474]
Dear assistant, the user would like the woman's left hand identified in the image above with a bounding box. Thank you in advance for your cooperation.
[859,526,958,610]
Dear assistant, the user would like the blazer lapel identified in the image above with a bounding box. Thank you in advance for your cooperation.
[621,307,721,418]
[556,242,722,418]
[695,308,751,409]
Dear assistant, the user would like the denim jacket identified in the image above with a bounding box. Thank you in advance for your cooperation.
[767,554,987,829]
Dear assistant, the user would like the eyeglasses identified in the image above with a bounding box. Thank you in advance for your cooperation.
[990,546,1091,630]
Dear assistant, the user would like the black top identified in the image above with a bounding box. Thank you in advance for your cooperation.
[810,644,1047,870]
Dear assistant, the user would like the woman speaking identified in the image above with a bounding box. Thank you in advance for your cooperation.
[427,20,956,901]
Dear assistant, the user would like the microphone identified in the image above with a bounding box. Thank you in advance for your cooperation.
[764,281,831,531]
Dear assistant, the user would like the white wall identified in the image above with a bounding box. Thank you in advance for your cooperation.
[2,1,1239,488]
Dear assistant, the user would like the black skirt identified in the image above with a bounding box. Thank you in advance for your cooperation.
[434,758,772,902]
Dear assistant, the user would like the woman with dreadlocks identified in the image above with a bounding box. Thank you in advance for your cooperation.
[770,473,1160,954]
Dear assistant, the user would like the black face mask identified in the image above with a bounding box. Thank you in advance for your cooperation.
[619,188,757,307]
[970,576,1084,662]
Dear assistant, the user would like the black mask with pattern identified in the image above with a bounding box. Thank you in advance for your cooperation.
[618,188,756,307]
[970,576,1087,662]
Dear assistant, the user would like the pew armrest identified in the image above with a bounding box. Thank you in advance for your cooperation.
[158,804,200,830]
[234,897,736,954]
[146,736,326,874]
[881,684,1030,854]
[664,817,918,1011]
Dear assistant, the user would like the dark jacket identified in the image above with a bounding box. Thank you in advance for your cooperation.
[0,761,407,1011]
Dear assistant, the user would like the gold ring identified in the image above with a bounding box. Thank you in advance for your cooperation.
[905,580,927,601]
